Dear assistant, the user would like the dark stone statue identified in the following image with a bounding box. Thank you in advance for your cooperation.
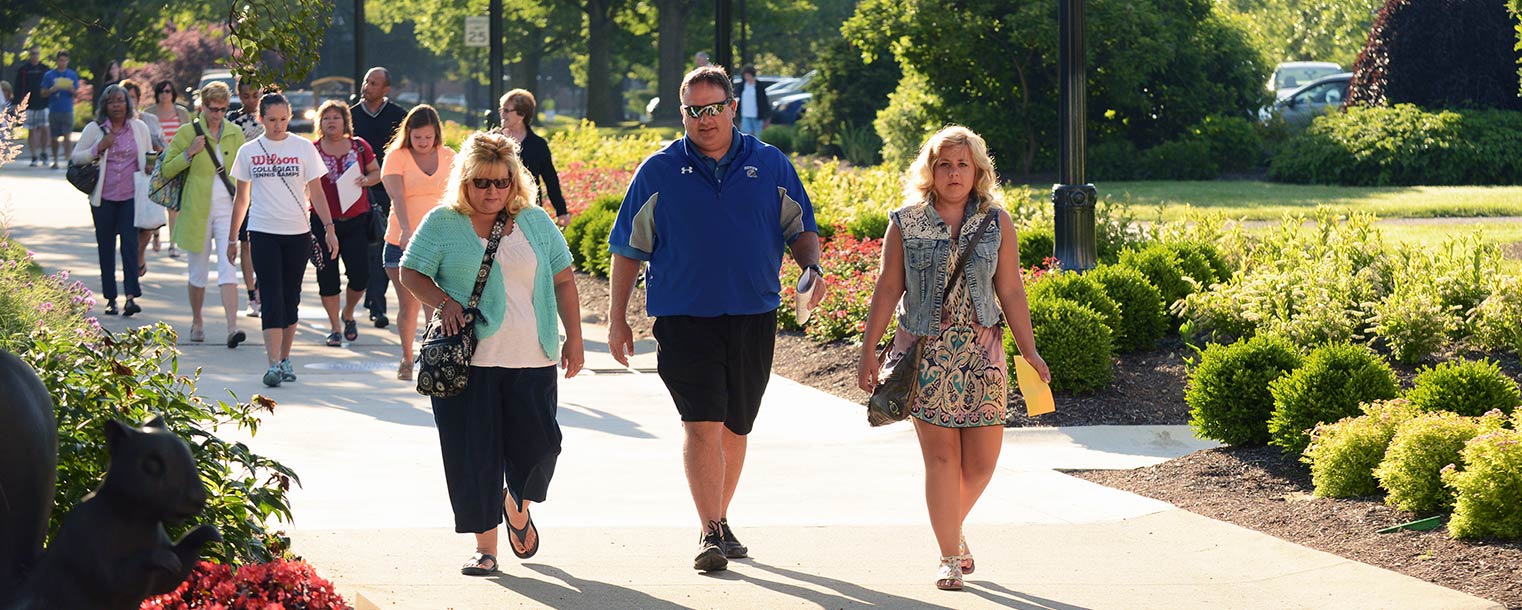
[0,348,220,610]
[0,349,56,602]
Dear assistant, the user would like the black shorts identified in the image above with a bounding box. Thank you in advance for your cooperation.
[653,310,776,435]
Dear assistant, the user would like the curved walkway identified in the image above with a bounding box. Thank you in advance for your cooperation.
[0,164,1500,609]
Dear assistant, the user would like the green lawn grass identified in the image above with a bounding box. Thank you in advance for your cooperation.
[1078,181,1522,222]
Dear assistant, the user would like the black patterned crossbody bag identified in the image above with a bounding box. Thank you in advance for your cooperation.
[416,210,509,398]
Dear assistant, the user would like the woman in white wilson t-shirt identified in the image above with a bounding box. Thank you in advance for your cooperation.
[227,91,340,388]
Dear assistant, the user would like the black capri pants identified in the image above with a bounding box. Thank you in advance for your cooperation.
[654,310,777,436]
[249,231,310,330]
[431,365,562,534]
[311,211,371,297]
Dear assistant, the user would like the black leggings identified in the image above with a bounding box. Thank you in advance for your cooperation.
[312,212,371,297]
[431,366,561,534]
[249,231,310,330]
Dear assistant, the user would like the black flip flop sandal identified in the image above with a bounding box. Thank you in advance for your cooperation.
[503,491,540,559]
[460,552,498,576]
[343,318,358,342]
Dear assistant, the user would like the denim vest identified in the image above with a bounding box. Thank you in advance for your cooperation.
[892,199,1004,336]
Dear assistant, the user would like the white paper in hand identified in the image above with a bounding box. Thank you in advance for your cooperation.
[335,162,363,213]
[795,269,817,324]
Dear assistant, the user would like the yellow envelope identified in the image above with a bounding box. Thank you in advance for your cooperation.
[1014,356,1054,416]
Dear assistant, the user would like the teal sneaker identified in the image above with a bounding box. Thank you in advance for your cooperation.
[278,359,297,382]
[262,365,283,387]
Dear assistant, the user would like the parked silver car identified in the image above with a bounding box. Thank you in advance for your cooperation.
[1261,73,1351,127]
[1267,61,1342,100]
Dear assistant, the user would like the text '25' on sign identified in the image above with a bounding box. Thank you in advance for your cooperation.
[464,16,489,48]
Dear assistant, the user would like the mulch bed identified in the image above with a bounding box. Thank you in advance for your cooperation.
[574,271,1520,608]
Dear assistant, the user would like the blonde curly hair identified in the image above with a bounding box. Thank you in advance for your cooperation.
[445,130,537,218]
[901,125,1003,213]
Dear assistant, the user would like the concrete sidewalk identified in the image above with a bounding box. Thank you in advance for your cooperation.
[0,164,1503,610]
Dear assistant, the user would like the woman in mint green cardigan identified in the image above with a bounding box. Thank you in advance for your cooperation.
[400,130,584,576]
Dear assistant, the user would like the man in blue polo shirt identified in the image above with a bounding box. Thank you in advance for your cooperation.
[40,50,79,170]
[608,65,828,574]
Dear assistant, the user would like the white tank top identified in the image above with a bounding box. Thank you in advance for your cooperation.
[471,227,557,369]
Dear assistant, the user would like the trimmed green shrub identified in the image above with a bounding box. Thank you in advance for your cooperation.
[1187,335,1303,446]
[794,124,820,156]
[1376,411,1506,515]
[575,207,618,278]
[760,125,796,153]
[1089,140,1144,181]
[1089,265,1166,352]
[1186,114,1263,174]
[1302,399,1422,498]
[1268,342,1399,456]
[1144,139,1217,180]
[1028,272,1123,342]
[1269,105,1522,186]
[565,194,621,272]
[1019,227,1055,269]
[1163,241,1231,287]
[1371,278,1451,364]
[1405,358,1522,417]
[1474,275,1522,353]
[1009,295,1113,393]
[1119,245,1190,310]
[1445,429,1522,539]
[846,209,890,240]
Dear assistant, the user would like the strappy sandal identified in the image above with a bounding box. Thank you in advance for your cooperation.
[325,332,342,347]
[460,552,498,576]
[936,556,964,591]
[959,535,975,575]
[343,318,358,342]
[397,360,413,381]
[503,490,540,559]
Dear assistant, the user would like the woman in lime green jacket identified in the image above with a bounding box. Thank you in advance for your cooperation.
[160,82,248,347]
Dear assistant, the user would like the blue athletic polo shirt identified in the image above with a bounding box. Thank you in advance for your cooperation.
[608,129,817,318]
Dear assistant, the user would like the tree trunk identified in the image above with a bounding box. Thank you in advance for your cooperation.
[509,34,543,97]
[584,0,618,125]
[652,0,693,124]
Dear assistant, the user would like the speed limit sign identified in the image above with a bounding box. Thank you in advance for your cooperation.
[465,16,489,48]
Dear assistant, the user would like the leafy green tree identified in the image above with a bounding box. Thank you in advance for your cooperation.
[799,35,899,156]
[846,0,1264,175]
[1214,0,1382,69]
[226,0,334,87]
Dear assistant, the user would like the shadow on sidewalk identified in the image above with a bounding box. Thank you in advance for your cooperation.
[514,564,698,609]
[741,560,959,609]
[560,401,659,439]
[968,581,1094,610]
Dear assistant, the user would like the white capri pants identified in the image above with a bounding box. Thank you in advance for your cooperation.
[186,189,238,288]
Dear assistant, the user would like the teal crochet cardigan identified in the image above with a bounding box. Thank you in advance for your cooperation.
[401,204,572,360]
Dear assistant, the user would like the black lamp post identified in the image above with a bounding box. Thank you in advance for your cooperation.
[715,0,733,71]
[488,0,503,128]
[1053,0,1097,272]
[352,0,365,104]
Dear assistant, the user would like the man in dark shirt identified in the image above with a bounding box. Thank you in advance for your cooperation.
[14,46,51,166]
[350,67,407,328]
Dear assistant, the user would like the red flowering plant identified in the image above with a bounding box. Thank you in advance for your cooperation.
[141,559,351,610]
[556,162,634,217]
[780,226,886,342]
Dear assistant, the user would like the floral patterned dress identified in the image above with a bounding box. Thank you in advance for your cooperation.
[890,240,1009,428]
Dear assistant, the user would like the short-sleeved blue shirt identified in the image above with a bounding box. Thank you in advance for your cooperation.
[41,69,79,114]
[608,129,817,317]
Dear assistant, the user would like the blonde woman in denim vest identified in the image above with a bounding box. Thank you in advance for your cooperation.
[855,125,1050,591]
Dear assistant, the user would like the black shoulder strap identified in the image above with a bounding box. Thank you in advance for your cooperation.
[194,120,237,198]
[941,210,999,304]
[465,210,511,311]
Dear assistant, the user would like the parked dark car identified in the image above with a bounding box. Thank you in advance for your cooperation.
[769,91,811,125]
[1260,73,1351,127]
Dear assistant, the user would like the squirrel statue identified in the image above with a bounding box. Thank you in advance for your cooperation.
[0,344,220,610]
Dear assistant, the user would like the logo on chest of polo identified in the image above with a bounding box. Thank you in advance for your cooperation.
[680,166,693,175]
[744,166,758,178]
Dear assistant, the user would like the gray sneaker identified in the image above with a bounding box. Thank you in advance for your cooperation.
[278,359,297,382]
[262,365,283,387]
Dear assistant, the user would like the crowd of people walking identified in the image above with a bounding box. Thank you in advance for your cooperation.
[17,57,1055,592]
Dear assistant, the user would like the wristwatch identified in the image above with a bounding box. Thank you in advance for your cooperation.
[804,264,823,277]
